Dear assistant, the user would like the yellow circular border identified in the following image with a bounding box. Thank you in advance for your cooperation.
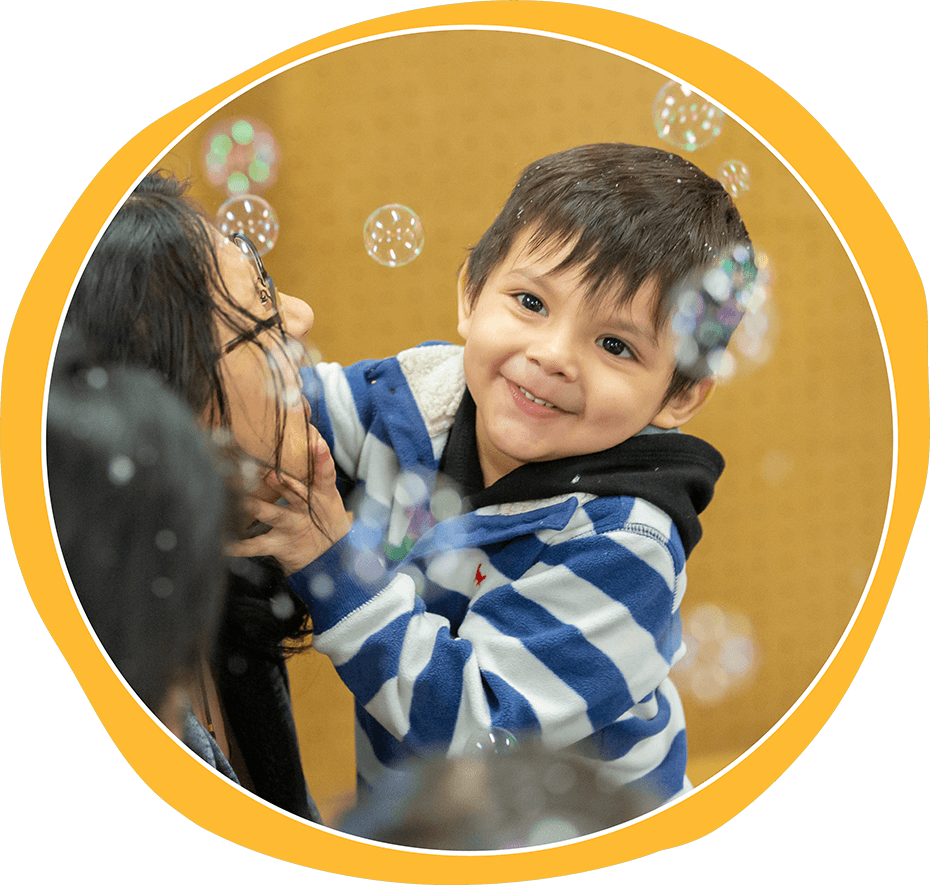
[3,3,927,881]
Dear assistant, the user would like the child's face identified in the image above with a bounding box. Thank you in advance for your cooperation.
[458,230,713,486]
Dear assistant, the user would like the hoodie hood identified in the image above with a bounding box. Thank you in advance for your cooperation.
[440,390,724,557]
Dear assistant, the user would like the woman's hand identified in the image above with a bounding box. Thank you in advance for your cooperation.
[229,436,351,574]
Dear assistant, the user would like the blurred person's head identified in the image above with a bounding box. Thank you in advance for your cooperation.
[47,332,238,733]
[64,170,317,499]
[338,741,661,850]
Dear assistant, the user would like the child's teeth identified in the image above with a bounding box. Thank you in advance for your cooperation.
[519,386,555,408]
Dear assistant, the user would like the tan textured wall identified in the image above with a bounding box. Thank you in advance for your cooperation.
[160,31,892,815]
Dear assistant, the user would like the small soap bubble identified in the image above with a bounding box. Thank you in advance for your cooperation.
[717,160,751,199]
[430,486,463,521]
[527,817,582,847]
[676,602,760,704]
[203,117,279,195]
[107,455,135,486]
[154,529,177,552]
[85,366,108,390]
[217,194,280,255]
[396,471,429,508]
[226,654,248,676]
[311,573,335,600]
[652,81,724,151]
[363,204,425,267]
[465,727,519,758]
[270,591,297,620]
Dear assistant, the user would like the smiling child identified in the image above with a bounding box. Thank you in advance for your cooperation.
[240,143,756,817]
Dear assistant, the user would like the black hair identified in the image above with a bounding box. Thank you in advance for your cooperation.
[60,170,313,654]
[462,143,755,400]
[47,333,235,714]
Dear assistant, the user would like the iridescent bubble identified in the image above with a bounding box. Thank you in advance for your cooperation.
[675,603,761,704]
[270,591,296,620]
[429,486,463,521]
[363,204,425,267]
[465,727,519,758]
[216,194,279,255]
[203,117,279,195]
[85,366,108,390]
[653,81,725,151]
[154,529,177,552]
[717,160,751,199]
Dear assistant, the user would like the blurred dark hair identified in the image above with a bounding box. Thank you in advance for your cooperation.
[46,333,236,713]
[462,143,755,401]
[65,169,310,480]
[339,742,661,851]
[60,170,313,654]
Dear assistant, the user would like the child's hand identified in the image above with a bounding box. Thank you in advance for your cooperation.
[230,437,351,575]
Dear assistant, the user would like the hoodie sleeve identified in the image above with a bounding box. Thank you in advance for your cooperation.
[288,494,685,757]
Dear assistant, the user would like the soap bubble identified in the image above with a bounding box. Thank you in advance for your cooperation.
[203,117,279,195]
[107,455,135,486]
[216,194,279,255]
[717,160,751,199]
[363,204,424,267]
[669,244,758,378]
[653,81,724,151]
[465,727,519,758]
[674,603,760,704]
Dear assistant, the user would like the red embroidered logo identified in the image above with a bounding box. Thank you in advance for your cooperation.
[475,564,487,586]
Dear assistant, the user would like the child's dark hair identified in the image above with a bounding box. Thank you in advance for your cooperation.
[462,143,755,400]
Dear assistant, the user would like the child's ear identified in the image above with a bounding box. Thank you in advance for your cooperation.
[651,377,716,429]
[456,266,473,340]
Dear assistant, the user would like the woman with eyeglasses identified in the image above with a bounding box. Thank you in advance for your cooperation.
[57,170,348,822]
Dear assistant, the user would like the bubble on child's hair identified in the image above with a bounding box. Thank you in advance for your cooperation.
[653,81,724,151]
[203,117,279,195]
[363,204,425,267]
[674,603,760,704]
[717,160,751,199]
[669,244,761,379]
[217,194,280,255]
[107,455,135,486]
[465,727,519,758]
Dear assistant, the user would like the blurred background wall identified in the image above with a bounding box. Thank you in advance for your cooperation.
[158,30,892,821]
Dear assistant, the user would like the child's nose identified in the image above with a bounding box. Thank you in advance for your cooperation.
[526,328,579,380]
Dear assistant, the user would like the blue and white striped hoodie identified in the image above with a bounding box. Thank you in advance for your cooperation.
[290,343,723,807]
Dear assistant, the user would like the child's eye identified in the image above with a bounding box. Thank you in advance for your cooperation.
[514,292,548,316]
[596,336,634,359]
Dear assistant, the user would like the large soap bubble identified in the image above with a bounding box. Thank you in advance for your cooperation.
[203,117,279,195]
[653,81,724,151]
[216,194,279,255]
[465,727,519,758]
[363,204,425,267]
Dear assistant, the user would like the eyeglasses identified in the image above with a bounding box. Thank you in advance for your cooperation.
[222,233,282,354]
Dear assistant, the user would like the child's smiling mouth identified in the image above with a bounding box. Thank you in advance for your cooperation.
[505,379,569,417]
[518,385,557,409]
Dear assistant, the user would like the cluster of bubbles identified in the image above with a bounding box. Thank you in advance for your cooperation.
[363,204,425,267]
[671,244,775,382]
[651,81,769,375]
[202,117,282,257]
[674,602,760,704]
[203,117,279,196]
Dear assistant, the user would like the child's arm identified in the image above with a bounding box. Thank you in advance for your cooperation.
[289,510,682,755]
